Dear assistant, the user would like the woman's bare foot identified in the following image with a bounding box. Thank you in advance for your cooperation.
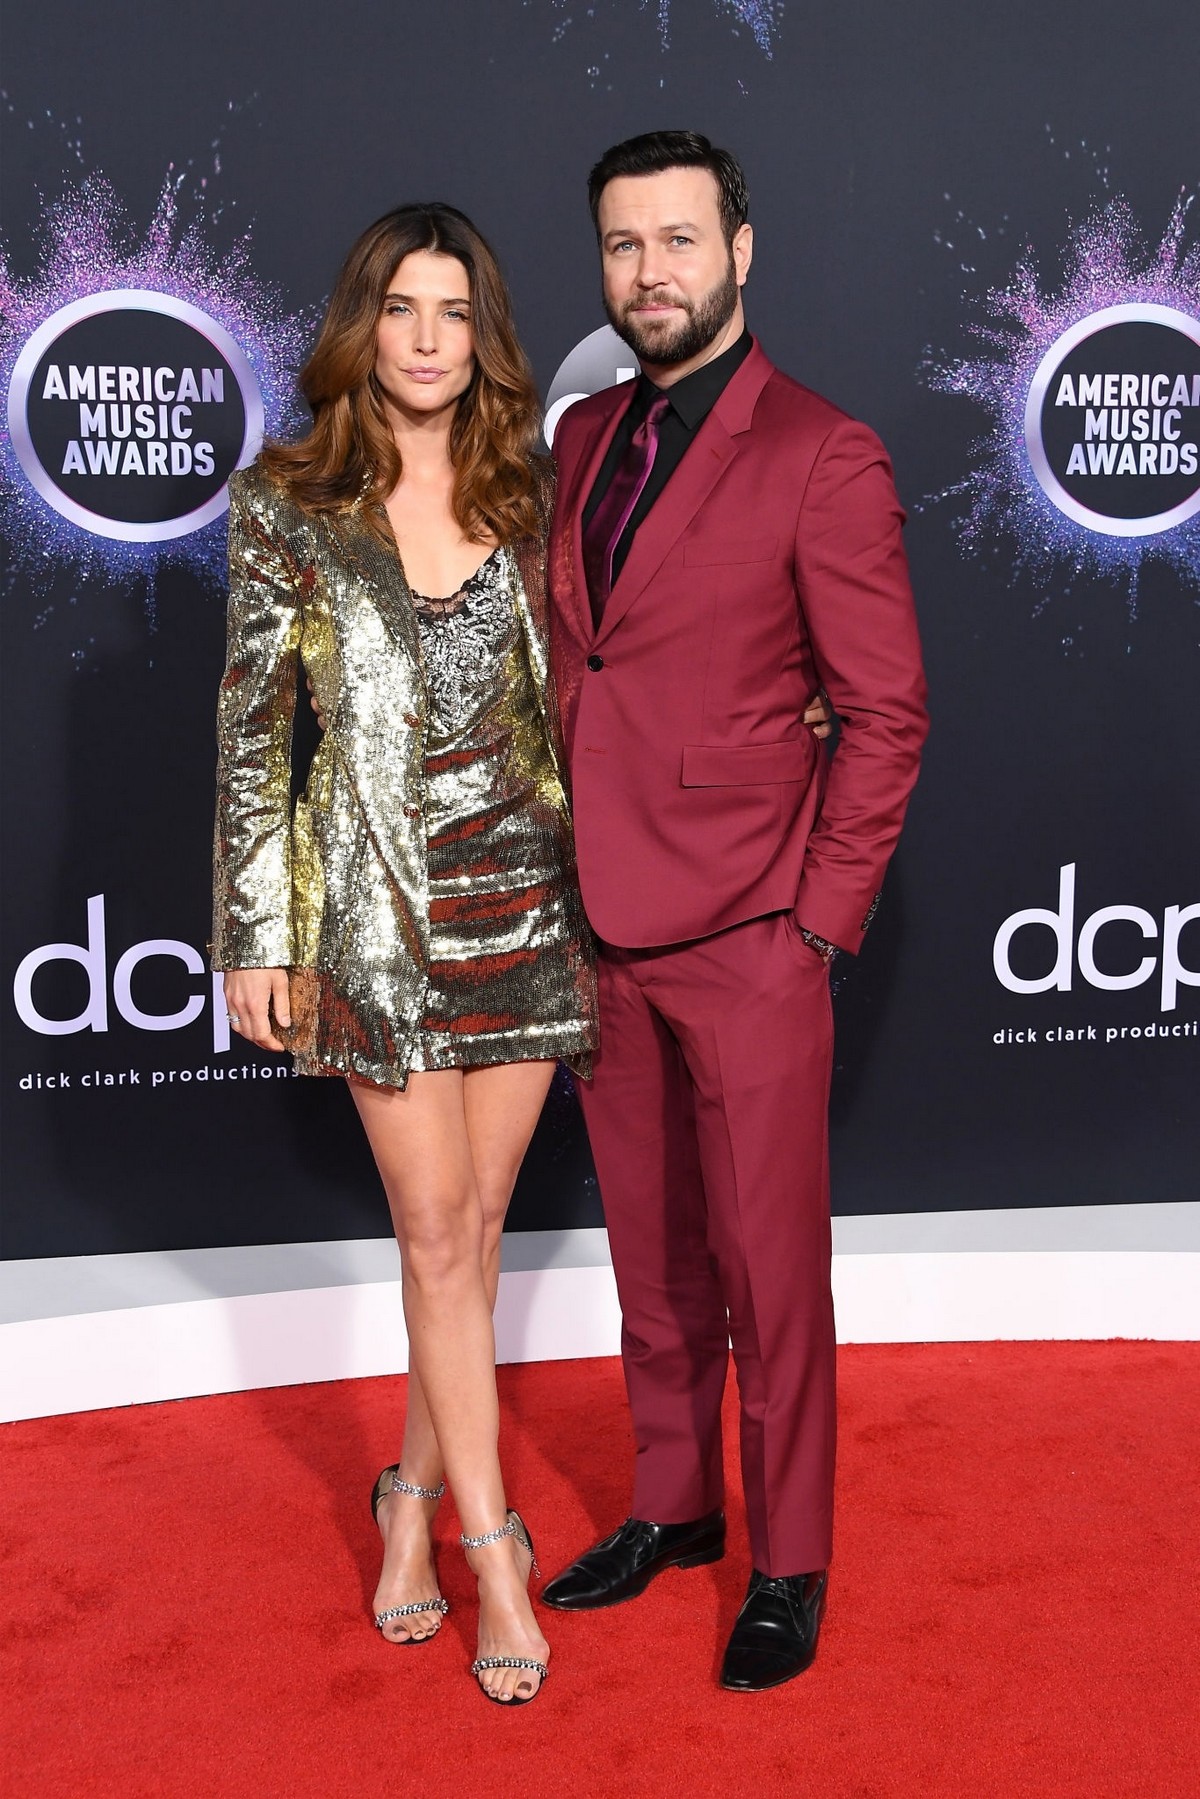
[465,1520,550,1702]
[373,1483,446,1644]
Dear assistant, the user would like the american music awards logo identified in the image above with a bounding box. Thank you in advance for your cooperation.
[8,291,261,544]
[0,174,307,586]
[927,192,1200,589]
[1025,303,1200,537]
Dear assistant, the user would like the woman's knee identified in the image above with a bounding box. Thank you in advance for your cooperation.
[393,1192,483,1287]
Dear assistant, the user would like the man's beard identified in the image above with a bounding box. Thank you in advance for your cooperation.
[605,258,740,366]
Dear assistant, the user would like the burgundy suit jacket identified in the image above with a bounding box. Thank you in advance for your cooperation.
[548,338,928,952]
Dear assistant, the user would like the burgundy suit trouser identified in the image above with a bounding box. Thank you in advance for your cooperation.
[578,910,836,1577]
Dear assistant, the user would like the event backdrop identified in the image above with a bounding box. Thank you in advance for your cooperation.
[3,1,1197,1276]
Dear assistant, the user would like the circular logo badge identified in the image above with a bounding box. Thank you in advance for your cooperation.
[7,289,264,542]
[1024,302,1200,537]
[544,324,638,447]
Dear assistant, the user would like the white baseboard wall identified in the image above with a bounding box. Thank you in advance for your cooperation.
[2,1231,1197,1422]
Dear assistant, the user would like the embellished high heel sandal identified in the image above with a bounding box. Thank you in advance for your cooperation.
[461,1510,549,1706]
[370,1465,450,1642]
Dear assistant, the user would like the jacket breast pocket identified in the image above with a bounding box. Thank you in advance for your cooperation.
[683,536,777,567]
[680,736,816,787]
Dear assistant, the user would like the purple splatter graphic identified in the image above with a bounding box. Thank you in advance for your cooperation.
[923,188,1200,598]
[534,0,781,69]
[0,170,310,594]
[676,0,781,54]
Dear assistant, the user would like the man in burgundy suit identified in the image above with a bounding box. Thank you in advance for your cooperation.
[539,132,928,1689]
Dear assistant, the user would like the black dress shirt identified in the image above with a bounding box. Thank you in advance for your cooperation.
[582,328,753,586]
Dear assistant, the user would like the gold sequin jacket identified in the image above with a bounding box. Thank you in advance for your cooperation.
[211,459,576,1083]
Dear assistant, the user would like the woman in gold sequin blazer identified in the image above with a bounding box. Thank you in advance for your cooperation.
[212,205,596,1706]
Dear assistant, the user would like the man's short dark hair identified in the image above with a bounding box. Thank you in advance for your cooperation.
[587,130,749,244]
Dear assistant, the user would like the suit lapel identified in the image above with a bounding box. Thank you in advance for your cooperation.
[595,341,775,644]
[558,386,634,645]
[596,424,737,643]
[322,506,422,666]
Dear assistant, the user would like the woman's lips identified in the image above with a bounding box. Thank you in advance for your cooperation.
[403,367,447,381]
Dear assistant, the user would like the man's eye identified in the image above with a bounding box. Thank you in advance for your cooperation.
[670,236,693,247]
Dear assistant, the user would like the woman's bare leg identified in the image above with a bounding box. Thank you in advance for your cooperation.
[457,1060,555,1698]
[354,1061,555,1697]
[380,1056,549,1510]
[462,1058,556,1301]
[366,1060,552,1641]
[357,1072,466,1643]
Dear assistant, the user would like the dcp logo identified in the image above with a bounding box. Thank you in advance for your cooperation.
[1025,302,1200,537]
[13,894,232,1054]
[993,864,1200,1011]
[7,288,263,542]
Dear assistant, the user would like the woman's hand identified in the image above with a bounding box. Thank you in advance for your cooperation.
[223,968,291,1051]
[307,677,328,732]
[804,689,834,741]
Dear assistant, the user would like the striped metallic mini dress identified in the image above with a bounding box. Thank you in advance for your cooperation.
[406,544,595,1076]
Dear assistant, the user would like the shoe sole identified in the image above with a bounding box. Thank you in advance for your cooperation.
[719,1651,818,1692]
[541,1541,725,1610]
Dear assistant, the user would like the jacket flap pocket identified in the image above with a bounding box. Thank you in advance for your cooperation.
[681,737,815,787]
[683,536,777,567]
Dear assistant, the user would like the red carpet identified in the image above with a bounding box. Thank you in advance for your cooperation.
[2,1344,1196,1798]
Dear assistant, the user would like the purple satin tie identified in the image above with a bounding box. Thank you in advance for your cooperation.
[582,390,671,627]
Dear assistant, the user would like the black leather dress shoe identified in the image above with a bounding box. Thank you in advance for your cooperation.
[719,1569,828,1691]
[540,1512,726,1610]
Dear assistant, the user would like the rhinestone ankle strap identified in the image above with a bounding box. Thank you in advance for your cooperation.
[460,1518,518,1551]
[382,1471,445,1502]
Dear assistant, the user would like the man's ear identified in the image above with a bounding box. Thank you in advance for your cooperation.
[733,222,753,287]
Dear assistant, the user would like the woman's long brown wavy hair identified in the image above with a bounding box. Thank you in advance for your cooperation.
[261,204,542,544]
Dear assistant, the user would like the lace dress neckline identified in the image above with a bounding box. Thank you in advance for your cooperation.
[410,544,503,620]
